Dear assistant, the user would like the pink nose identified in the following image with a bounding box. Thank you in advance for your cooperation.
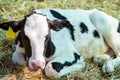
[31,61,45,70]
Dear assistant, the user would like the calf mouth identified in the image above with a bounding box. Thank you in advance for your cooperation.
[28,66,41,72]
[27,61,45,72]
[26,60,39,72]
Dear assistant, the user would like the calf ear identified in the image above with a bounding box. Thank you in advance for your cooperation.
[0,19,25,32]
[48,19,70,31]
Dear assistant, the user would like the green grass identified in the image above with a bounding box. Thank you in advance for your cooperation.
[0,0,120,80]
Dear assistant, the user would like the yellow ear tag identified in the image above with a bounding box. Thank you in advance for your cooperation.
[5,27,16,39]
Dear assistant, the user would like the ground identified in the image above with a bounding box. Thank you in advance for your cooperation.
[0,0,120,80]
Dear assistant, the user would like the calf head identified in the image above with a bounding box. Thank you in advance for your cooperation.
[0,12,69,71]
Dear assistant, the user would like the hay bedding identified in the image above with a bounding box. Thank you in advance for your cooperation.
[0,39,120,80]
[0,0,120,80]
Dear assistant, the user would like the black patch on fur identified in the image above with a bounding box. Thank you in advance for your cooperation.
[52,62,63,72]
[22,33,31,58]
[65,22,75,41]
[15,31,31,58]
[63,52,80,66]
[15,31,23,47]
[23,34,29,40]
[51,52,81,72]
[12,19,25,32]
[80,23,88,33]
[117,22,120,33]
[45,38,56,58]
[50,10,67,20]
[93,30,100,38]
[63,61,72,66]
[23,54,27,61]
[0,19,25,32]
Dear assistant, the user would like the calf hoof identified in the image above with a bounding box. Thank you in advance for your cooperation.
[102,60,115,74]
[93,54,110,64]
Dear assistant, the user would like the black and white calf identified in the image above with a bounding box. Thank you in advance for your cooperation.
[0,8,120,78]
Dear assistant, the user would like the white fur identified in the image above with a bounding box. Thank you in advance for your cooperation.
[12,42,26,66]
[24,14,49,69]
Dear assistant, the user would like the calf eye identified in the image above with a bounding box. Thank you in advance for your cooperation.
[45,34,50,42]
[23,35,29,40]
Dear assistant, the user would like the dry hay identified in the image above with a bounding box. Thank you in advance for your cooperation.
[0,0,120,80]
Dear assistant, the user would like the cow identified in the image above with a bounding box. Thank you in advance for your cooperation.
[0,8,120,78]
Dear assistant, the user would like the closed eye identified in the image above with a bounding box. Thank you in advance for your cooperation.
[23,35,29,40]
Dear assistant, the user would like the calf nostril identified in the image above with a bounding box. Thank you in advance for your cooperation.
[32,62,37,68]
[31,61,45,70]
[31,62,40,70]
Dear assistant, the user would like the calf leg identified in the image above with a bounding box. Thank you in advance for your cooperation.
[90,9,120,73]
[44,53,85,78]
[12,42,27,66]
[102,57,120,73]
[93,54,111,65]
[102,37,120,73]
[12,52,27,66]
[101,26,120,73]
[93,49,114,64]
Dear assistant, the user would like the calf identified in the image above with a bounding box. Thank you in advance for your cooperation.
[0,12,72,69]
[0,8,120,78]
